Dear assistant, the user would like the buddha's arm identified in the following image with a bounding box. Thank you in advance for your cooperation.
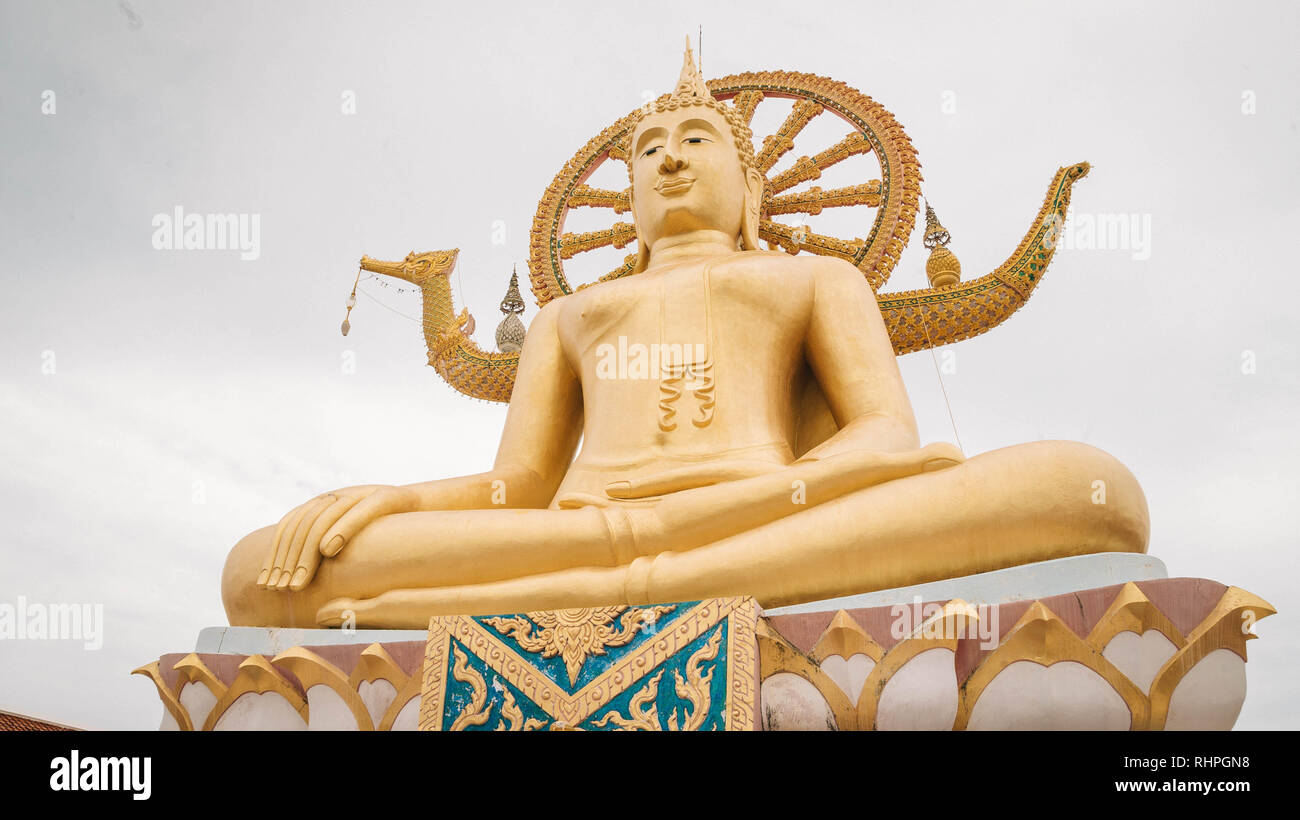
[487,300,585,505]
[798,258,927,460]
[368,298,583,514]
[321,300,580,539]
[273,301,582,590]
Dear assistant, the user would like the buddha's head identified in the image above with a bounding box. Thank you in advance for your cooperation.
[627,41,764,272]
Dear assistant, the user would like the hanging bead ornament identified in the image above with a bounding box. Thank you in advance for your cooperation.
[341,266,361,336]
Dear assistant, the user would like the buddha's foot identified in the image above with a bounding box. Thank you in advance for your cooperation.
[316,597,365,628]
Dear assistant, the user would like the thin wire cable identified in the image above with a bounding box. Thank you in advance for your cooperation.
[453,254,466,315]
[926,345,965,454]
[916,198,965,453]
[356,287,421,324]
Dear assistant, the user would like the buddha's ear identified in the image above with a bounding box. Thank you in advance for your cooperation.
[740,166,764,251]
[630,190,650,274]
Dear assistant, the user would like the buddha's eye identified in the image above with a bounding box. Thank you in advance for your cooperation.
[642,146,661,158]
[683,137,710,145]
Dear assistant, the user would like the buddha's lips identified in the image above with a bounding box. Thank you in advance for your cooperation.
[655,177,695,195]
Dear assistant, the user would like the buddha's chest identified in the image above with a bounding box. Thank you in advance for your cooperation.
[560,261,807,363]
[559,260,809,436]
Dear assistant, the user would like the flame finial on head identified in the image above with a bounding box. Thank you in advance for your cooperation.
[673,36,711,104]
[627,37,757,176]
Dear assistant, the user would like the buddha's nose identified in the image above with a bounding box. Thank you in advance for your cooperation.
[659,150,688,174]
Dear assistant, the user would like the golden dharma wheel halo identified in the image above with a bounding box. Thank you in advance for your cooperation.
[527,71,922,307]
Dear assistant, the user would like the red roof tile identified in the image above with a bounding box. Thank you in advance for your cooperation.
[0,710,78,731]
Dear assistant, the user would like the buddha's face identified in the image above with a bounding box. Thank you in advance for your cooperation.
[628,105,756,250]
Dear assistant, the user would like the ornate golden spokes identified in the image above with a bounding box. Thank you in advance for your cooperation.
[527,71,922,307]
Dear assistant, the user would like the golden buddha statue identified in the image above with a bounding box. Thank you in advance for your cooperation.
[221,44,1149,628]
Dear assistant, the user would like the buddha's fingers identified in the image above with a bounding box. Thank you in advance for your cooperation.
[263,504,312,588]
[289,494,364,591]
[321,486,421,558]
[278,494,339,590]
[268,501,318,587]
[258,514,294,587]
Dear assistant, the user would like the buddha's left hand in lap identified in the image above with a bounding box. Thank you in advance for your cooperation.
[621,443,964,554]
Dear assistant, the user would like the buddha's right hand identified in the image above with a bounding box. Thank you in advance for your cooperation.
[258,484,393,591]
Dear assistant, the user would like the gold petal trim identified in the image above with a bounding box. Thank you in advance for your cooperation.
[954,601,1149,731]
[1147,587,1276,730]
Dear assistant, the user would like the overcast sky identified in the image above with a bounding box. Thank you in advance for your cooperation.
[1,0,1296,730]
